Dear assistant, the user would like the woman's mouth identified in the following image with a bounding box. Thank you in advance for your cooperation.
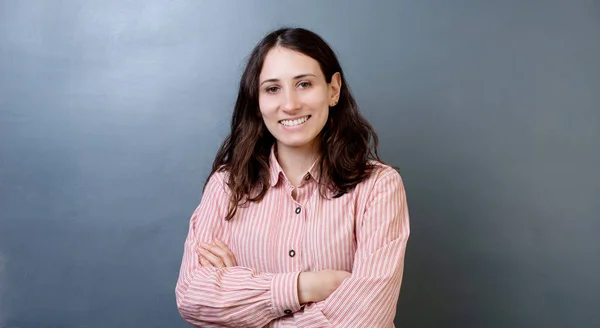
[279,115,311,127]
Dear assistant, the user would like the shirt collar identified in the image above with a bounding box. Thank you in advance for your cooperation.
[269,144,321,187]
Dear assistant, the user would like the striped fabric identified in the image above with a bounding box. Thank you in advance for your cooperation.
[176,147,410,327]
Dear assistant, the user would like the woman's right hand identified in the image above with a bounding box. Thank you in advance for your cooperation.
[298,269,351,304]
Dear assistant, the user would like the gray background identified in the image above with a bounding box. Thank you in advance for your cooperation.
[1,0,599,327]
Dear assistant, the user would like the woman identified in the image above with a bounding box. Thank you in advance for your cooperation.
[175,27,410,328]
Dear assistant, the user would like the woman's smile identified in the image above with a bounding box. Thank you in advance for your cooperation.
[279,115,311,128]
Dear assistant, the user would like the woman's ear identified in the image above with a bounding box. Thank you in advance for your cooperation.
[329,72,342,106]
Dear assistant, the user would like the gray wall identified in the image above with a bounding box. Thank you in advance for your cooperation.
[1,1,599,327]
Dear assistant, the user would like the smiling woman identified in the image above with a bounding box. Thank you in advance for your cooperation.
[175,27,410,328]
[258,47,337,157]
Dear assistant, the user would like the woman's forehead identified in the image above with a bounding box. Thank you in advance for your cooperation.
[259,47,323,80]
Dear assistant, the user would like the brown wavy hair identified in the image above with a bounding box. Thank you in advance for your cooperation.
[207,27,385,220]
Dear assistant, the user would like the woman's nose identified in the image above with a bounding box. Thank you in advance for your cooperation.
[282,89,301,112]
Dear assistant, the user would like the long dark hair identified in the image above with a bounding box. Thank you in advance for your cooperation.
[207,27,384,220]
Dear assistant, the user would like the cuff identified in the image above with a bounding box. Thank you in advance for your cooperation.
[271,271,302,317]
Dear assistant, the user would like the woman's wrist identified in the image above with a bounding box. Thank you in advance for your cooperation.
[297,271,316,304]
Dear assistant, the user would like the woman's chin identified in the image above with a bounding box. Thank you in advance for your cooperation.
[276,138,318,150]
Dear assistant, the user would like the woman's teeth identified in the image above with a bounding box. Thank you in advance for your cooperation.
[280,116,309,127]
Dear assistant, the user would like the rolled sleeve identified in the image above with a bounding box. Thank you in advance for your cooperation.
[271,271,303,316]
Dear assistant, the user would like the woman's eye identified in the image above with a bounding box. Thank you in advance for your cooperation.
[266,86,279,93]
[298,81,311,89]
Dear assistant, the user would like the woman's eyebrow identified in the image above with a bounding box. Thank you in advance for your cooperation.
[260,74,316,86]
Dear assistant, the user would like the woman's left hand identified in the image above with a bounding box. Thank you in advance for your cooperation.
[198,240,237,268]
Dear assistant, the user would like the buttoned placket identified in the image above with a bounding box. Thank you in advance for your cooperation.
[283,174,315,272]
[286,186,302,268]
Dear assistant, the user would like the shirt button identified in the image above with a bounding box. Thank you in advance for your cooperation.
[284,309,292,315]
[295,207,301,214]
[289,250,296,257]
[304,173,311,181]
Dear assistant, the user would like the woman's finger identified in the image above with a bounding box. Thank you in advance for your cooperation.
[198,254,212,267]
[202,243,236,267]
[198,246,225,268]
[214,240,238,266]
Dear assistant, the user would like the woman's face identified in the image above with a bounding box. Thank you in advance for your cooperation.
[258,46,341,152]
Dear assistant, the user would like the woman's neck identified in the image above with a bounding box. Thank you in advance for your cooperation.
[276,141,320,187]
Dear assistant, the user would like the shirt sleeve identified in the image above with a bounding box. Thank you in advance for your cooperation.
[175,171,303,328]
[293,167,410,328]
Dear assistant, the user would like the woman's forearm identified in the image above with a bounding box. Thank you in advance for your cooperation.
[298,270,351,304]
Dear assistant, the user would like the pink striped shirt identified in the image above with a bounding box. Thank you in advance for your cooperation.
[175,148,410,327]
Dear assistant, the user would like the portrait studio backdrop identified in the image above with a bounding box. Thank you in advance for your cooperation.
[1,1,599,327]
